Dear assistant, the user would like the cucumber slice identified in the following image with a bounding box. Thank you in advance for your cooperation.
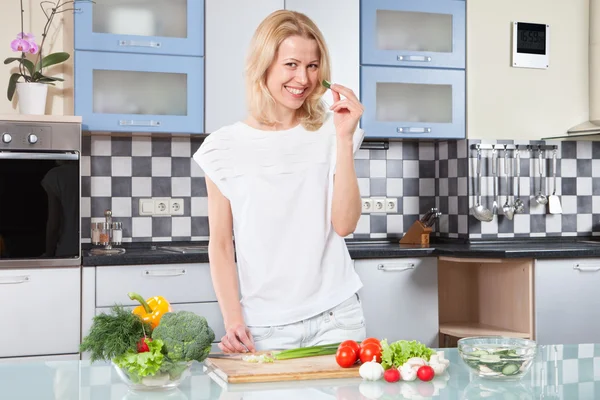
[479,354,501,363]
[322,79,331,89]
[469,350,489,357]
[502,363,520,375]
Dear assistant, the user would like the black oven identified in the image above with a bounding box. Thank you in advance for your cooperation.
[0,120,81,267]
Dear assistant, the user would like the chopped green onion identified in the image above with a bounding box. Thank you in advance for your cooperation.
[273,342,341,360]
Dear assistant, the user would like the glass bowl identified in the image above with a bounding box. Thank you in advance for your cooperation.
[112,360,193,391]
[457,336,537,380]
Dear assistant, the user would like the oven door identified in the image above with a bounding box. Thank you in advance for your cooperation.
[0,151,81,267]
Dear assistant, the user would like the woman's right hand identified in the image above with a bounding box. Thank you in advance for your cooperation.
[219,322,256,353]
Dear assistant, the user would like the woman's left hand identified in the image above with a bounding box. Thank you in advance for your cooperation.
[329,83,364,141]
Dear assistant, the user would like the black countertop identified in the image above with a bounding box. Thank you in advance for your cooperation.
[82,237,600,266]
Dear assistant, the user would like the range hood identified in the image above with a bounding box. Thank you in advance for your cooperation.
[567,0,600,136]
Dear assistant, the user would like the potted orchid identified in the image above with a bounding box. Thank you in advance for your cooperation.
[5,0,90,114]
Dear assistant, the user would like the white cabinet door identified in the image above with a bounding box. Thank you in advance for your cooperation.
[205,0,284,133]
[354,258,439,347]
[535,258,600,345]
[285,0,360,106]
[0,268,81,358]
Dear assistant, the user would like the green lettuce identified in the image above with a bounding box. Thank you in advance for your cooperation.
[113,338,165,379]
[380,339,435,370]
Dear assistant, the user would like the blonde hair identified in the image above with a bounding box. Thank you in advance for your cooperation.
[245,10,331,131]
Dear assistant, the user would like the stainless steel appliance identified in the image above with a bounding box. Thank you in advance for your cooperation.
[0,120,81,267]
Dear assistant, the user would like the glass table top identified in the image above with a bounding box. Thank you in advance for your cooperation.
[1,343,598,399]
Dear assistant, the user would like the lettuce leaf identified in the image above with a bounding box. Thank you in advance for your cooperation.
[113,338,165,378]
[380,339,434,370]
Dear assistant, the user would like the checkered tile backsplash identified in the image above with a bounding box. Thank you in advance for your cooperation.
[82,135,600,242]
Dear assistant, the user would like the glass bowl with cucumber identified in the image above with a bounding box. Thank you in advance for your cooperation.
[457,336,537,380]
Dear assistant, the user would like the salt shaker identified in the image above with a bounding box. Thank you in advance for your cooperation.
[111,222,123,245]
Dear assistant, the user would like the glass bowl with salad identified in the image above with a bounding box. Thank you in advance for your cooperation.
[457,336,537,380]
[112,360,193,391]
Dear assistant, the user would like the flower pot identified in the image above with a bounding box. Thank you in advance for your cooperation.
[16,82,48,115]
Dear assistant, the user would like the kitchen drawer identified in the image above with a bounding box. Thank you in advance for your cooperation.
[0,268,81,358]
[96,301,225,343]
[95,264,216,307]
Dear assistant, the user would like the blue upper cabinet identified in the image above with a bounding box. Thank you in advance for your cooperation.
[74,51,204,134]
[361,0,465,70]
[360,66,465,139]
[74,0,204,57]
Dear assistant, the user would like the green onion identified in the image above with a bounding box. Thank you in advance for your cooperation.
[273,342,341,360]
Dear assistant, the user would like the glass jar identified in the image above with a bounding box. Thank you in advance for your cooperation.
[112,222,123,245]
[98,223,111,245]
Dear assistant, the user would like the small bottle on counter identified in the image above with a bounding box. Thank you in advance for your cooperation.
[112,222,123,245]
[99,223,111,245]
[90,222,101,245]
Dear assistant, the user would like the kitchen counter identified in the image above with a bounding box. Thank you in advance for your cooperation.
[82,238,600,266]
[0,343,593,399]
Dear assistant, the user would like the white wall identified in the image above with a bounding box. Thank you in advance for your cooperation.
[0,0,68,115]
[467,0,590,140]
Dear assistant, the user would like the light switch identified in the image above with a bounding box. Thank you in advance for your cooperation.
[139,199,154,215]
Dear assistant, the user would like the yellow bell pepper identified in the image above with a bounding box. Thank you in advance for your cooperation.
[128,292,172,329]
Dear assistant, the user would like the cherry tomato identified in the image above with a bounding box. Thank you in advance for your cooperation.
[360,337,381,349]
[336,345,358,368]
[339,340,360,356]
[417,365,435,382]
[383,367,401,382]
[359,343,382,364]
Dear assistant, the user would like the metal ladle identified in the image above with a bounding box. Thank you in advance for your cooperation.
[535,148,548,205]
[513,149,525,213]
[502,147,514,220]
[471,147,493,222]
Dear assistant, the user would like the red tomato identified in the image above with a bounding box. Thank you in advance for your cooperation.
[339,340,361,356]
[383,367,401,382]
[336,345,357,368]
[360,337,381,349]
[359,343,382,364]
[417,366,435,382]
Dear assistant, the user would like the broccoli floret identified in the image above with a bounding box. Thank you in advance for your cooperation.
[151,311,215,363]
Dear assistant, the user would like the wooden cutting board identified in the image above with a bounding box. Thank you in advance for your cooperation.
[204,353,361,383]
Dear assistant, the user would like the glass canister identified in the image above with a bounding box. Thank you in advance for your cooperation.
[112,222,123,245]
[90,222,101,245]
[98,223,111,246]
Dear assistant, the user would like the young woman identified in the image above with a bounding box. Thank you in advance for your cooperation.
[194,10,366,353]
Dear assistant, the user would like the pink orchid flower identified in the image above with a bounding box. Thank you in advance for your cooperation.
[11,38,31,53]
[17,32,35,40]
[27,41,39,54]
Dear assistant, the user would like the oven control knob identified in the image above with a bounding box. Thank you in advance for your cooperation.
[1,133,11,143]
[27,134,38,144]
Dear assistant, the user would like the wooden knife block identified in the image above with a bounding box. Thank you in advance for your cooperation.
[400,220,432,246]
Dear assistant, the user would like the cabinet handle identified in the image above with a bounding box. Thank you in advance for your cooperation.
[397,55,432,62]
[378,263,415,272]
[118,40,161,48]
[144,269,187,277]
[0,275,30,284]
[119,120,161,127]
[573,265,600,272]
[397,127,432,134]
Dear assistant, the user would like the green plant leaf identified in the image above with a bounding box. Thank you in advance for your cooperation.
[4,57,23,65]
[7,73,22,101]
[21,59,35,77]
[37,75,64,82]
[39,52,70,70]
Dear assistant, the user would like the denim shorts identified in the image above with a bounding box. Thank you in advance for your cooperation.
[248,293,367,351]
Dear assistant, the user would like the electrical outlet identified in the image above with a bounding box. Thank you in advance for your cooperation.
[170,198,184,215]
[154,198,170,215]
[361,198,373,213]
[372,197,386,213]
[385,197,398,213]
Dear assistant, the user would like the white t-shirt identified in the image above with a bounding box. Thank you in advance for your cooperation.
[193,113,365,327]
